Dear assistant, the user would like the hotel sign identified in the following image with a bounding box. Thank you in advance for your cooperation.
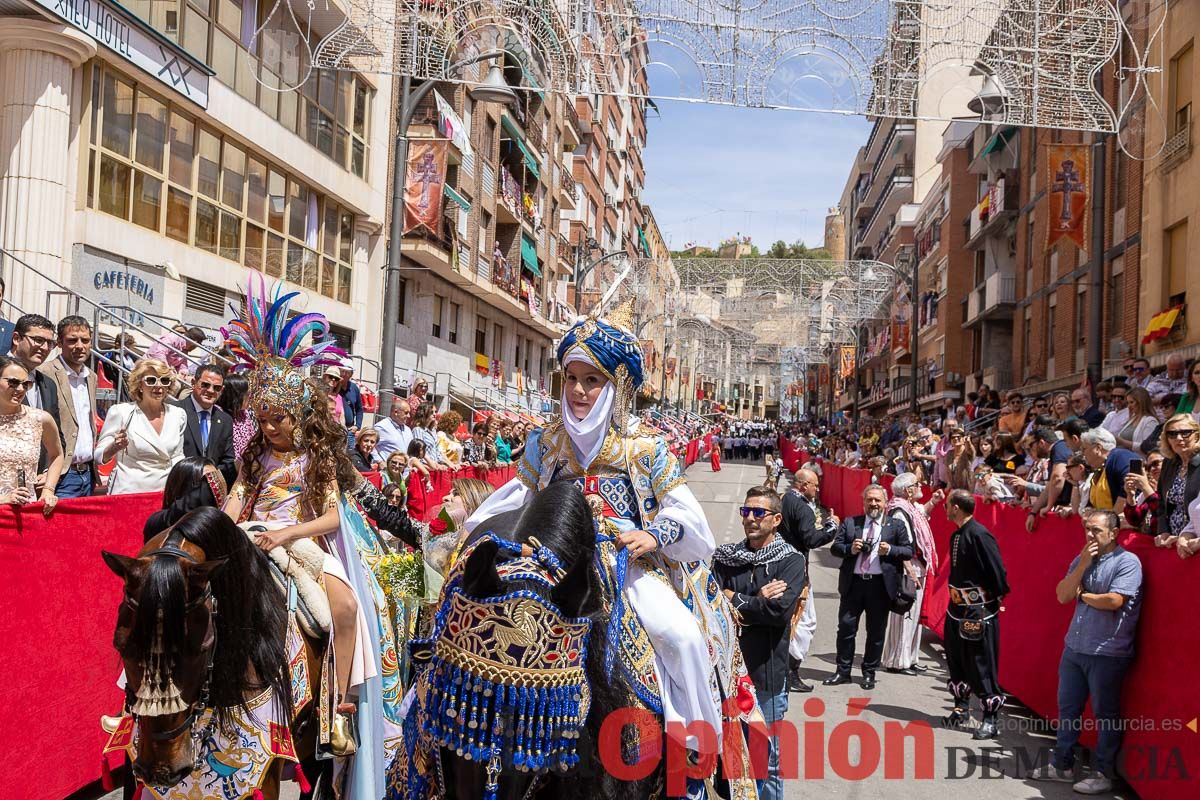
[35,0,211,108]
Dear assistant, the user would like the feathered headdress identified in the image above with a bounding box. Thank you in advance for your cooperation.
[221,272,345,418]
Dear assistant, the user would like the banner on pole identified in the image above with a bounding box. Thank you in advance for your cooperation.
[1046,144,1090,252]
[891,286,911,350]
[839,345,856,378]
[403,140,448,234]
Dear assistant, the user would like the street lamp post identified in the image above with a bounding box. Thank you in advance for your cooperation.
[379,51,516,415]
[573,239,629,312]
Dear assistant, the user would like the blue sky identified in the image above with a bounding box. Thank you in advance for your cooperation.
[641,101,870,252]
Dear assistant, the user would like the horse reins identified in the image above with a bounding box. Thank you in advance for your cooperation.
[120,541,219,760]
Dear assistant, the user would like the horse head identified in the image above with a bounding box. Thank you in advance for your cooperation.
[102,523,224,788]
[420,481,601,800]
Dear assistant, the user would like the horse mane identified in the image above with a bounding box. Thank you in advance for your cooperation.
[128,530,188,675]
[462,483,654,798]
[171,507,294,726]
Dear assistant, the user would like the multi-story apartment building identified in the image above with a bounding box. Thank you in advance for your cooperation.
[1,0,392,372]
[1139,1,1198,364]
[391,51,582,412]
[1010,81,1144,393]
[565,0,650,313]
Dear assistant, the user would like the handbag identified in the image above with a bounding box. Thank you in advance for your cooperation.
[890,572,918,615]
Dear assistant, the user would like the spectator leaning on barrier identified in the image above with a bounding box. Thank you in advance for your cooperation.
[1155,413,1200,554]
[1027,421,1088,531]
[374,394,414,460]
[1031,509,1143,794]
[0,355,63,517]
[1078,427,1137,514]
[350,426,382,472]
[1123,450,1164,534]
[713,485,805,800]
[39,315,96,498]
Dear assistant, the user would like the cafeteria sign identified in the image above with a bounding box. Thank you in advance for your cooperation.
[35,0,211,107]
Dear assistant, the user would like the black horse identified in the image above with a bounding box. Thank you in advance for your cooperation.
[416,481,664,800]
[103,507,329,798]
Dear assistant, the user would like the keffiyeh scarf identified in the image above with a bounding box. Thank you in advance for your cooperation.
[714,536,799,567]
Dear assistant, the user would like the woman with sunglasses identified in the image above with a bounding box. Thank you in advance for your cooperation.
[93,357,186,494]
[0,355,63,516]
[1154,414,1200,555]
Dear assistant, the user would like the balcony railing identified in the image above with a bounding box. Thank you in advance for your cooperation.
[966,272,1016,322]
[1163,123,1192,172]
[857,165,914,247]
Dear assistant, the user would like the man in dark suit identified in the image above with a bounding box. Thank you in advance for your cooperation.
[779,467,839,692]
[824,483,912,690]
[171,363,237,487]
[10,314,63,481]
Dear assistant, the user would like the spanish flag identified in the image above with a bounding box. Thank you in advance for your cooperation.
[1141,306,1184,344]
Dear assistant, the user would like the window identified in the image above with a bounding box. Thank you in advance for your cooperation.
[1108,263,1123,338]
[448,302,460,345]
[1166,219,1189,306]
[1170,43,1193,135]
[475,315,487,355]
[171,1,373,177]
[514,334,521,366]
[432,295,443,338]
[1022,309,1032,376]
[88,64,358,302]
[399,278,408,325]
[1074,290,1087,345]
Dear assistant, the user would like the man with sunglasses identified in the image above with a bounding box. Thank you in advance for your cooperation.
[1100,383,1130,436]
[825,484,912,690]
[10,314,64,484]
[170,363,237,486]
[713,486,806,800]
[1127,358,1152,389]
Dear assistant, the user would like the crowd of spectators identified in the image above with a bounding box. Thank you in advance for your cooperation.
[802,353,1200,557]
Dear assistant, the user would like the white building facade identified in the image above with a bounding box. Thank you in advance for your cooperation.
[0,0,391,374]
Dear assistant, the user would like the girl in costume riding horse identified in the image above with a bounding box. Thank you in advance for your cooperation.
[465,300,753,795]
[221,277,395,800]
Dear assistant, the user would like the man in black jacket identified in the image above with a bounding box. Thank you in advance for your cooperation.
[714,485,805,800]
[943,490,1010,740]
[779,467,838,692]
[171,363,237,487]
[824,483,912,690]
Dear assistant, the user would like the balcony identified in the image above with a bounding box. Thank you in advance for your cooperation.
[1163,122,1192,172]
[857,165,914,250]
[963,272,1017,326]
[870,122,915,184]
[965,177,1019,250]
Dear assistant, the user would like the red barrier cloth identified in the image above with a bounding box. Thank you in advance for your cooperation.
[818,462,1197,800]
[361,471,382,489]
[0,493,162,800]
[685,439,699,467]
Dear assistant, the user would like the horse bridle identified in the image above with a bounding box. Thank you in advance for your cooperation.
[120,543,219,766]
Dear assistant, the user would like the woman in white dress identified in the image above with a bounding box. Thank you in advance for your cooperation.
[94,358,186,494]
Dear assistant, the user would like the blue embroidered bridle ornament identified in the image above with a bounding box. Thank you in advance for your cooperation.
[417,534,593,800]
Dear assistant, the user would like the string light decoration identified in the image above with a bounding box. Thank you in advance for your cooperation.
[281,0,1164,134]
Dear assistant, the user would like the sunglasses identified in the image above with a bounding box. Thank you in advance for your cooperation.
[739,506,773,519]
[1133,366,1148,373]
[3,377,34,391]
[142,375,175,387]
[197,380,224,392]
[1166,429,1198,440]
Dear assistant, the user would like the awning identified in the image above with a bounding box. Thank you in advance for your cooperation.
[443,184,470,211]
[520,236,541,276]
[501,115,540,178]
[979,126,1017,158]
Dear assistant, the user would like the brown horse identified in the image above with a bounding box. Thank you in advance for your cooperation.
[103,506,327,797]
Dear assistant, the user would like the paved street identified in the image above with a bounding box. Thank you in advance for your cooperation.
[692,461,1135,800]
[95,460,1133,800]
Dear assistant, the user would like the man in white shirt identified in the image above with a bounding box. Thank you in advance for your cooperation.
[1099,383,1130,435]
[375,392,414,458]
[39,316,96,498]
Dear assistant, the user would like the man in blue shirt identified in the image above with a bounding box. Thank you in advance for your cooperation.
[1032,509,1142,794]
